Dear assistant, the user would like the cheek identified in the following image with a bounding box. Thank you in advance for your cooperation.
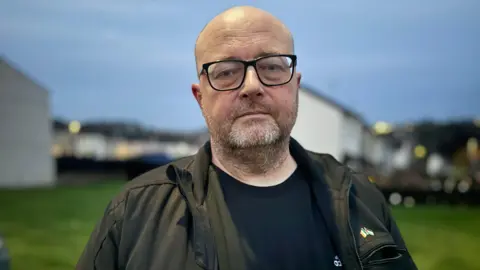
[275,87,297,112]
[203,93,234,121]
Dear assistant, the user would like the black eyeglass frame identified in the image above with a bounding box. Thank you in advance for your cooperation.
[199,54,297,91]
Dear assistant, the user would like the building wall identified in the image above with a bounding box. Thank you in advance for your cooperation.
[392,142,414,170]
[163,141,199,158]
[52,131,75,157]
[52,128,201,161]
[362,128,376,165]
[105,138,130,160]
[372,137,395,175]
[291,89,343,160]
[341,115,364,161]
[0,59,55,187]
[73,133,109,160]
[372,138,386,166]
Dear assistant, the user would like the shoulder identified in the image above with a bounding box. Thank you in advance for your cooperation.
[307,151,387,213]
[105,155,196,219]
[349,170,388,218]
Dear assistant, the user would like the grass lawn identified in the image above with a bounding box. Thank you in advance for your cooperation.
[0,182,479,270]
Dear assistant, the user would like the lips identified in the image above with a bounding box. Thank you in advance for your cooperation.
[238,111,268,118]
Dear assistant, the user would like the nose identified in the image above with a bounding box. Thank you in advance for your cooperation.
[239,66,264,98]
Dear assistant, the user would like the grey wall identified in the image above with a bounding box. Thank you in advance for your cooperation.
[292,88,344,160]
[0,59,55,187]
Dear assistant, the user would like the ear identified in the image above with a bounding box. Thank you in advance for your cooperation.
[295,72,302,87]
[191,83,202,107]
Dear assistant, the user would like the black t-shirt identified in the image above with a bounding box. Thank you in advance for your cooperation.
[215,166,343,270]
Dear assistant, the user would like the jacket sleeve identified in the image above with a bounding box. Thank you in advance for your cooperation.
[76,201,122,270]
[383,203,418,269]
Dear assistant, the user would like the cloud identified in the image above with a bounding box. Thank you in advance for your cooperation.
[0,1,194,70]
[284,0,478,21]
[0,0,191,41]
[297,51,440,79]
[67,43,193,71]
[4,0,187,18]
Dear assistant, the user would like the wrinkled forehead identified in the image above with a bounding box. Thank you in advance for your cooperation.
[198,22,293,68]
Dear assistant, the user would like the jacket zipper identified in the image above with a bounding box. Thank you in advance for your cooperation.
[344,170,363,270]
[337,168,364,270]
[173,167,219,270]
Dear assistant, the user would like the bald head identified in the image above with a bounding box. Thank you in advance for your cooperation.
[190,6,301,160]
[194,6,294,73]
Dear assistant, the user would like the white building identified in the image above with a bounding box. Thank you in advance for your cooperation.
[341,113,365,167]
[0,57,55,187]
[71,133,110,160]
[292,87,345,160]
[291,85,388,171]
[362,127,377,165]
[52,121,201,161]
[372,135,397,175]
[392,141,414,171]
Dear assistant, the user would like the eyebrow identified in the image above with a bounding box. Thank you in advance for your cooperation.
[214,50,287,62]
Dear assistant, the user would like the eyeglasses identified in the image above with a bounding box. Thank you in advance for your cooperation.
[199,54,297,91]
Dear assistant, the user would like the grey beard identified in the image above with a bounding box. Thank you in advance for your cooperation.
[212,131,290,175]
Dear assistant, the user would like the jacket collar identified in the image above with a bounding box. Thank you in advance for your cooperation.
[172,137,353,270]
[289,138,348,191]
[184,137,351,205]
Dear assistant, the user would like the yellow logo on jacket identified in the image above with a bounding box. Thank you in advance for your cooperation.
[360,227,375,238]
[368,176,375,183]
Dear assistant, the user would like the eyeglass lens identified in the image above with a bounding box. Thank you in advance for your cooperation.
[207,55,294,90]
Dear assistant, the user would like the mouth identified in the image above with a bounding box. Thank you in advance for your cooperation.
[236,113,271,123]
[238,112,269,118]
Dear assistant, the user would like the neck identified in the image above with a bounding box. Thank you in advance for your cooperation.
[211,139,297,187]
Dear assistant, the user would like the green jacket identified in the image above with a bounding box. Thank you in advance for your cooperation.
[77,138,417,270]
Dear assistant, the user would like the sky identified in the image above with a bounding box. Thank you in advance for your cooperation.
[0,0,479,131]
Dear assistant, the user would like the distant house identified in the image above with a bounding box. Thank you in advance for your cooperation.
[291,86,345,161]
[0,56,55,187]
[52,120,202,160]
[387,126,418,171]
[373,134,401,175]
[291,85,397,172]
[362,126,377,166]
[342,113,368,170]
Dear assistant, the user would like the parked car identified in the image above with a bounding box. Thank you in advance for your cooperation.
[0,233,10,270]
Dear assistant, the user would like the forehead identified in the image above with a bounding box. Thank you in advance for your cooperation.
[200,21,292,63]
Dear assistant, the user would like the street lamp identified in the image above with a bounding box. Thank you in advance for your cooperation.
[68,121,81,134]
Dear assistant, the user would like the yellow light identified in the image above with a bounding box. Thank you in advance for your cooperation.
[373,121,392,135]
[467,137,478,159]
[414,145,427,159]
[115,143,130,160]
[368,176,375,183]
[51,144,63,157]
[68,121,81,134]
[474,119,480,127]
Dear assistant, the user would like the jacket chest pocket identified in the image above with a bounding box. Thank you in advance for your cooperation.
[359,232,407,270]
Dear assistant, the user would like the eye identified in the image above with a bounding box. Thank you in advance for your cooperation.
[258,63,287,72]
[209,62,243,79]
[214,67,243,79]
[216,69,237,78]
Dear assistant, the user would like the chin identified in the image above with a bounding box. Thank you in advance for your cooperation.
[228,125,281,148]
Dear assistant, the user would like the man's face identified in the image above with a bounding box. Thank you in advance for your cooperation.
[192,15,301,149]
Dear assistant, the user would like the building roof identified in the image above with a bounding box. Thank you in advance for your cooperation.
[299,84,370,131]
[0,55,50,94]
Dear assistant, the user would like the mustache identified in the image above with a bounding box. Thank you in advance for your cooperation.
[232,102,273,118]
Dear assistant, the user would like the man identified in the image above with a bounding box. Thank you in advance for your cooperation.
[77,6,417,270]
